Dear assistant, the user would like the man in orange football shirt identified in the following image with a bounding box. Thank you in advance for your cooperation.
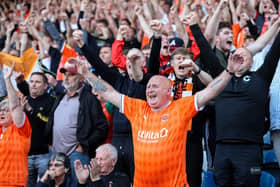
[79,52,242,187]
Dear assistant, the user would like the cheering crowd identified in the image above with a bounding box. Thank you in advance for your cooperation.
[0,0,280,186]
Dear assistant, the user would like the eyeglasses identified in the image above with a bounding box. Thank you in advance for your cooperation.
[0,108,9,113]
[48,163,64,168]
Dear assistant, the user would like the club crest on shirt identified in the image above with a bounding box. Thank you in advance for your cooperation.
[161,114,169,122]
[243,75,251,82]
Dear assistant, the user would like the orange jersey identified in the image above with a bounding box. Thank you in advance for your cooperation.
[0,115,31,187]
[121,95,198,187]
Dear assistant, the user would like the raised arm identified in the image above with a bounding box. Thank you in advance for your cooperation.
[196,53,241,108]
[186,13,224,77]
[247,17,280,56]
[204,0,228,47]
[169,5,189,47]
[79,63,122,109]
[135,5,154,39]
[147,20,162,75]
[4,63,25,127]
[41,9,65,51]
[73,30,122,85]
[111,25,128,71]
[1,23,15,53]
[257,28,280,84]
[27,16,50,57]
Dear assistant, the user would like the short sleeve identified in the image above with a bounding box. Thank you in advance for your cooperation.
[17,114,32,138]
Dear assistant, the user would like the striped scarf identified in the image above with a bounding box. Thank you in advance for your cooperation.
[168,71,193,100]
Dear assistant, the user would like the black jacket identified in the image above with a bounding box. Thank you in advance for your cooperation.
[46,84,108,157]
[78,170,130,187]
[35,175,76,187]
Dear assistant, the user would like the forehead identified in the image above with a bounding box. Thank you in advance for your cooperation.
[64,72,79,77]
[53,159,63,163]
[148,76,169,87]
[96,149,109,158]
[219,28,232,34]
[173,54,191,59]
[30,74,44,81]
[100,47,111,52]
[127,50,142,58]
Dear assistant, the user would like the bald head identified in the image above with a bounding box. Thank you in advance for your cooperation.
[149,75,171,89]
[146,75,171,111]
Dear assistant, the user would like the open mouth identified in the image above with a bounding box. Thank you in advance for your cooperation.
[178,66,185,70]
[163,45,168,50]
[226,40,232,45]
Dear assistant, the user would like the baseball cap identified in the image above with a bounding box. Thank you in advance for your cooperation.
[169,37,185,52]
[60,58,79,74]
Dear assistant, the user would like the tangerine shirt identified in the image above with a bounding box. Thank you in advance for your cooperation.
[121,95,198,187]
[0,115,32,187]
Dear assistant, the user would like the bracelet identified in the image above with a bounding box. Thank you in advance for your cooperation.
[225,68,234,76]
[195,67,201,75]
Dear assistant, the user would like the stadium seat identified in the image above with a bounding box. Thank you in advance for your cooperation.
[260,171,277,187]
[201,171,216,187]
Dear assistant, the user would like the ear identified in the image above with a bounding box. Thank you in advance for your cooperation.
[170,60,174,67]
[44,83,48,90]
[112,158,117,166]
[65,168,69,173]
[167,87,172,96]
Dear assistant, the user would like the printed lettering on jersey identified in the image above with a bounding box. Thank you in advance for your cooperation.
[137,128,168,143]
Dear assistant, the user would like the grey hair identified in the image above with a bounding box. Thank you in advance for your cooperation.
[96,143,118,160]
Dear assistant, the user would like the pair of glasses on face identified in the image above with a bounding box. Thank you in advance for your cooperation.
[0,108,9,113]
[49,163,64,168]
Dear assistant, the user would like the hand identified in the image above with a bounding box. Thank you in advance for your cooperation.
[240,12,249,21]
[181,12,197,26]
[270,14,280,26]
[41,9,49,21]
[227,53,242,73]
[118,25,128,39]
[72,30,85,47]
[6,22,15,33]
[60,12,68,21]
[76,59,90,75]
[183,0,193,6]
[74,160,89,184]
[4,62,15,80]
[20,95,32,112]
[149,20,162,36]
[15,73,25,84]
[169,5,178,22]
[134,5,142,16]
[89,158,101,181]
[40,169,55,182]
[219,0,228,9]
[81,0,89,11]
[180,59,198,72]
[27,16,35,26]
